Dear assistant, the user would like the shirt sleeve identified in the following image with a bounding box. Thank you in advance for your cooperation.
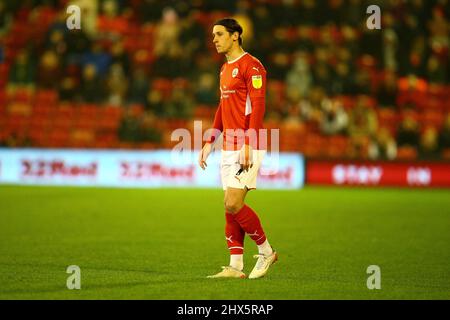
[244,60,266,145]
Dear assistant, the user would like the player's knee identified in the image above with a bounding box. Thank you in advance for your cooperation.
[224,199,243,214]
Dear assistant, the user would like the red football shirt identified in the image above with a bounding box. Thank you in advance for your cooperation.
[208,52,267,151]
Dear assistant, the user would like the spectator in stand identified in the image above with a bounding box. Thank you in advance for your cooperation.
[0,1,12,36]
[381,15,399,72]
[401,35,427,77]
[165,86,193,119]
[274,0,301,27]
[139,112,162,144]
[69,0,99,37]
[324,0,346,26]
[45,29,67,58]
[179,10,206,67]
[118,107,141,143]
[397,115,420,148]
[59,75,78,102]
[128,69,150,105]
[152,7,182,77]
[80,63,104,103]
[368,127,397,160]
[296,25,315,53]
[348,96,378,158]
[286,51,312,97]
[320,99,348,136]
[139,0,165,23]
[419,127,440,159]
[249,4,273,61]
[106,63,128,106]
[332,61,354,95]
[269,52,290,80]
[298,0,319,26]
[427,6,449,62]
[81,42,112,78]
[36,50,61,89]
[352,68,372,95]
[145,88,165,116]
[376,71,398,108]
[313,62,333,95]
[283,87,304,127]
[194,72,217,106]
[8,49,35,90]
[65,28,92,63]
[344,0,364,27]
[304,86,330,126]
[426,56,447,84]
[110,41,130,75]
[233,0,254,48]
[438,113,450,152]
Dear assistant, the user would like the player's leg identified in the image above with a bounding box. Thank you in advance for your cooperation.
[225,151,278,279]
[224,187,273,256]
[223,188,246,272]
[207,164,246,279]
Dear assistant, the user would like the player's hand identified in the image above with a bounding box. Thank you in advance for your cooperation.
[239,144,253,172]
[198,143,212,170]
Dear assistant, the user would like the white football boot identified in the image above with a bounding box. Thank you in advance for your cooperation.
[248,250,278,279]
[207,266,246,279]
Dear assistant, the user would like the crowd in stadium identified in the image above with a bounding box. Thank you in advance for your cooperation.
[0,0,449,160]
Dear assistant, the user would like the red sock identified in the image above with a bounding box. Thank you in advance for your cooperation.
[233,205,267,245]
[225,212,245,254]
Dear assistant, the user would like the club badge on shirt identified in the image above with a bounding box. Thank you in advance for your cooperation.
[251,75,262,89]
[232,68,239,78]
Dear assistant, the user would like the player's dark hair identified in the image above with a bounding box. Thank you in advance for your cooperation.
[213,18,243,46]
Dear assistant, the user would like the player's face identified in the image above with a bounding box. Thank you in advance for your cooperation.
[212,25,236,54]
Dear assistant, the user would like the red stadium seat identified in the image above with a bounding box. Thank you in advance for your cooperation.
[48,129,71,148]
[33,104,54,117]
[194,105,215,119]
[442,148,450,160]
[70,129,95,148]
[128,104,145,117]
[11,88,33,104]
[397,146,418,160]
[35,89,58,106]
[7,102,32,116]
[152,78,173,99]
[421,110,445,130]
[326,135,349,159]
[377,108,399,135]
[101,105,124,120]
[29,129,48,146]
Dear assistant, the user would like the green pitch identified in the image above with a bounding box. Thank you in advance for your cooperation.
[0,185,449,299]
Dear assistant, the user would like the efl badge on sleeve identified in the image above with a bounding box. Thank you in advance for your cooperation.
[251,75,262,89]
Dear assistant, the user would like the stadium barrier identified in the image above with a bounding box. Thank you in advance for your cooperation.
[0,148,305,189]
[306,160,450,187]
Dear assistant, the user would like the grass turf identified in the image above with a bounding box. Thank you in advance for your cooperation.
[0,185,449,300]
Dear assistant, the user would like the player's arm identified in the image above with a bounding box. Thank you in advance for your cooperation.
[240,62,267,171]
[198,102,223,170]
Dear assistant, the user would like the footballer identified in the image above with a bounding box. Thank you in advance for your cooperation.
[198,18,278,279]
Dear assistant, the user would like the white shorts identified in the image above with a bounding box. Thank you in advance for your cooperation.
[221,149,266,191]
